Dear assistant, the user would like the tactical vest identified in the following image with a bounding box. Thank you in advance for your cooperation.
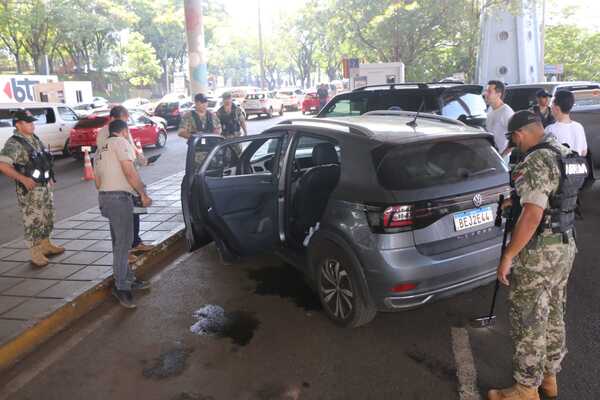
[219,106,241,135]
[191,110,214,134]
[11,134,55,185]
[526,142,589,236]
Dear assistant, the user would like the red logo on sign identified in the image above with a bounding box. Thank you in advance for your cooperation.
[3,81,12,99]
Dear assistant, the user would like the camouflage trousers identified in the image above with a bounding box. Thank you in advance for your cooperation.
[509,233,577,387]
[16,185,55,248]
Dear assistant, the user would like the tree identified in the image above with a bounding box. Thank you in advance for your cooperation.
[122,32,162,87]
[0,0,27,73]
[545,25,600,81]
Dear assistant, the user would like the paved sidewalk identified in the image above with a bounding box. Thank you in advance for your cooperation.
[0,171,185,350]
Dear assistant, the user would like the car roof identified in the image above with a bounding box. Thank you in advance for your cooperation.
[506,81,599,89]
[279,112,488,145]
[351,82,479,92]
[0,102,71,108]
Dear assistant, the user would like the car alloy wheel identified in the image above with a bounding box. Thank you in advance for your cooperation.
[156,130,167,148]
[319,258,354,321]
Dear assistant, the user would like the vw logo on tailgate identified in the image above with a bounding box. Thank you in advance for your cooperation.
[472,194,483,208]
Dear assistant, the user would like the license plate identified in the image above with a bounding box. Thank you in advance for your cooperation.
[310,106,317,110]
[245,101,259,108]
[453,206,494,231]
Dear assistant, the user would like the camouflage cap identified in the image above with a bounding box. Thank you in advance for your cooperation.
[13,110,37,123]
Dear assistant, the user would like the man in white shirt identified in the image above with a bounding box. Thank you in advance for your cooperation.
[94,120,153,308]
[545,90,588,156]
[485,80,514,157]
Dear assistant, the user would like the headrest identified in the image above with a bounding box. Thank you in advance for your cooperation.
[312,142,338,165]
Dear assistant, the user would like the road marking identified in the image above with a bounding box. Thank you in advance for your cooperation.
[0,310,115,400]
[451,327,481,400]
[0,251,194,399]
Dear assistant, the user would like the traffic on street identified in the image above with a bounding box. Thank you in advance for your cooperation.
[1,0,600,399]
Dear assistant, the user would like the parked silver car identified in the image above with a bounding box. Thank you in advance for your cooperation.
[181,111,510,327]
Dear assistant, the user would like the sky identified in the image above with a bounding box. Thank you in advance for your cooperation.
[224,0,600,34]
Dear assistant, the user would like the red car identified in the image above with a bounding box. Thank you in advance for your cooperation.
[68,113,167,159]
[302,91,328,115]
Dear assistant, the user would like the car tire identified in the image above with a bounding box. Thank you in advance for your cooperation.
[62,139,72,157]
[155,129,167,148]
[267,107,273,118]
[312,240,376,327]
[279,105,284,116]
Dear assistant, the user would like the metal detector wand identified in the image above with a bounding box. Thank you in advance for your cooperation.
[471,194,510,328]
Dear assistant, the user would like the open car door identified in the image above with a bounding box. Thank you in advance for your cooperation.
[194,132,286,257]
[181,134,225,251]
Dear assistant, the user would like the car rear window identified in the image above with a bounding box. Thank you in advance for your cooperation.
[374,138,504,190]
[321,90,439,117]
[278,91,293,96]
[156,102,178,113]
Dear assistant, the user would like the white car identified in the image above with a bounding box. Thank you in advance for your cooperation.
[276,88,305,110]
[73,101,110,118]
[0,102,79,155]
[242,91,284,119]
[122,97,155,114]
[129,109,168,130]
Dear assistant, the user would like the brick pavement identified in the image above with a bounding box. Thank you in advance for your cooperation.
[0,171,185,347]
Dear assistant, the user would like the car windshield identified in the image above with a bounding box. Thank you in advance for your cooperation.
[374,138,504,190]
[440,90,487,118]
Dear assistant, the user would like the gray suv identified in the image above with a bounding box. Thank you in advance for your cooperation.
[181,111,510,327]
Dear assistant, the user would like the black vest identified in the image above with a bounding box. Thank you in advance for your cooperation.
[526,142,589,235]
[191,110,214,133]
[11,134,54,185]
[218,106,241,135]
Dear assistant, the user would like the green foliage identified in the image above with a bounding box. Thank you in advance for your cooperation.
[122,32,162,87]
[545,25,600,81]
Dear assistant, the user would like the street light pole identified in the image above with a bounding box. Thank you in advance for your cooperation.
[539,0,546,81]
[184,0,208,96]
[258,0,266,90]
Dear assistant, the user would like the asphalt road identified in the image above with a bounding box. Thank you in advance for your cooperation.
[0,112,302,245]
[2,188,599,398]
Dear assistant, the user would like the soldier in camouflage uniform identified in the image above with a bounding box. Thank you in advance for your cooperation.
[178,93,222,140]
[216,92,247,138]
[0,111,64,267]
[489,111,579,400]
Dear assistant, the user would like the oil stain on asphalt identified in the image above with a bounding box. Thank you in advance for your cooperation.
[247,265,322,311]
[190,304,260,346]
[406,349,457,382]
[143,347,193,379]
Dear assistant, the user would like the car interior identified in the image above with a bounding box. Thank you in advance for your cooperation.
[288,135,341,246]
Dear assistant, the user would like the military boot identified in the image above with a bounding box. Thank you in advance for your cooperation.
[30,245,49,267]
[488,383,540,400]
[540,375,557,398]
[39,238,65,256]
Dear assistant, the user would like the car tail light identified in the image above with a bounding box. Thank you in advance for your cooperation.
[365,203,433,233]
[383,205,413,228]
[392,283,418,293]
[259,98,266,103]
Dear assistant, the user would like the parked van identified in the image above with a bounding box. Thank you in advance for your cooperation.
[0,102,79,155]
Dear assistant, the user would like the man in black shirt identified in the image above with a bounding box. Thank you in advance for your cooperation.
[530,89,555,128]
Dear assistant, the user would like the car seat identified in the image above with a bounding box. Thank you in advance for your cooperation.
[292,142,340,242]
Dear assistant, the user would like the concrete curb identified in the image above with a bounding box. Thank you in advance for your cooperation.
[0,228,185,372]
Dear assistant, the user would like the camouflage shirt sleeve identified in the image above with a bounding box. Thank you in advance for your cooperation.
[211,112,222,133]
[513,149,561,209]
[0,138,26,165]
[178,112,194,139]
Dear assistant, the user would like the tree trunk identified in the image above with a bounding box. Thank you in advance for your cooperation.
[15,52,22,74]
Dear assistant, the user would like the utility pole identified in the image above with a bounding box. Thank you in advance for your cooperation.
[258,0,266,90]
[539,0,546,82]
[184,0,208,96]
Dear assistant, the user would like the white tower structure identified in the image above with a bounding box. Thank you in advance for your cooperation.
[477,1,543,84]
